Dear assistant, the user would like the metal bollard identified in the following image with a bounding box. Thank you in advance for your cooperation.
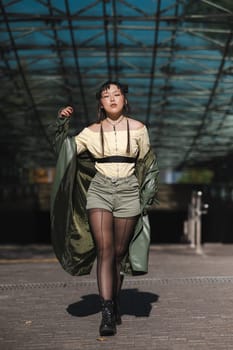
[185,190,208,254]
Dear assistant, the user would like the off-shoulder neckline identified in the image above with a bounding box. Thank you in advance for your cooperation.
[84,125,146,134]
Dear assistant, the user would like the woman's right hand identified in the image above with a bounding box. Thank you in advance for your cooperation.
[59,106,74,118]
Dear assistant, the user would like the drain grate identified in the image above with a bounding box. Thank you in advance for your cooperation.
[1,276,233,291]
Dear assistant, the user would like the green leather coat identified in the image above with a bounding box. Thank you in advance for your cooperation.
[50,117,159,276]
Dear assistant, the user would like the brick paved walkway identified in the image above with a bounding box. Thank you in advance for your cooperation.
[1,243,233,350]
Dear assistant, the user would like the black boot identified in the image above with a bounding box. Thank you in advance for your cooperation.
[114,297,122,325]
[113,274,124,325]
[99,299,116,336]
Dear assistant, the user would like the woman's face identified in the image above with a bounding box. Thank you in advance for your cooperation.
[100,84,125,117]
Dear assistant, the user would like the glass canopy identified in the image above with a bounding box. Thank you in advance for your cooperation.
[1,0,233,172]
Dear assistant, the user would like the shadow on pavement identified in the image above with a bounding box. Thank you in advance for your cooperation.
[67,288,159,318]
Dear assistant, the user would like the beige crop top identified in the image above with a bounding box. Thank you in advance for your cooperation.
[75,125,150,178]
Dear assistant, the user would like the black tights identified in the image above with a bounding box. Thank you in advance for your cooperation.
[88,209,138,301]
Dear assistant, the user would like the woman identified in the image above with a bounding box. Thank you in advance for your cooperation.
[50,81,159,337]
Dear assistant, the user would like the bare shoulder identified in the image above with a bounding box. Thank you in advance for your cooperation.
[87,122,100,132]
[127,117,145,130]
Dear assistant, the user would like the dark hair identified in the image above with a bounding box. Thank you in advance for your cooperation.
[96,80,130,122]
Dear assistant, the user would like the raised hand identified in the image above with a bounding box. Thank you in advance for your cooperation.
[60,106,74,118]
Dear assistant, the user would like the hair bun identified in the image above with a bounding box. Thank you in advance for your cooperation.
[121,84,128,93]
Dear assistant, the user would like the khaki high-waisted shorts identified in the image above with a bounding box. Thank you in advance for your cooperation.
[86,172,141,217]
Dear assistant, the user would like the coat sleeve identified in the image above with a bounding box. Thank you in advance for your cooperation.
[48,116,71,156]
[49,117,96,276]
[140,149,159,215]
[123,148,159,275]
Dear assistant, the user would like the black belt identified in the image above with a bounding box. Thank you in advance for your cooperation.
[96,156,136,163]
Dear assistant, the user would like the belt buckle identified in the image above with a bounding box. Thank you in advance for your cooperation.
[111,177,117,183]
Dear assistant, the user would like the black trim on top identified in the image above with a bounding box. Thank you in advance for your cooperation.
[95,156,136,163]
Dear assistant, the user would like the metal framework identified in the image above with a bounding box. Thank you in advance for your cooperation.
[0,0,233,174]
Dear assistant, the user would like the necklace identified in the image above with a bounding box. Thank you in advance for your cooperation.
[106,116,124,130]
